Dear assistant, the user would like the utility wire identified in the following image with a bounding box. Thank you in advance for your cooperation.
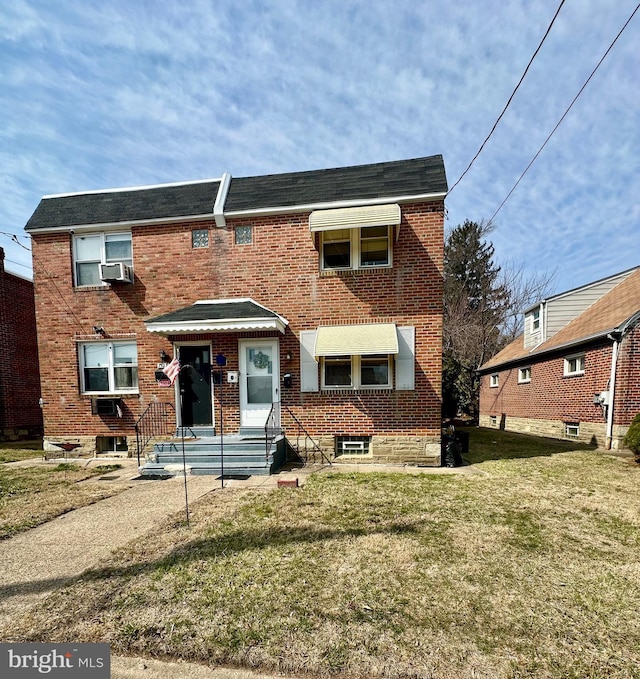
[489,2,640,223]
[448,0,567,195]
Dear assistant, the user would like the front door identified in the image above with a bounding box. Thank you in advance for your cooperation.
[178,345,213,427]
[239,340,279,428]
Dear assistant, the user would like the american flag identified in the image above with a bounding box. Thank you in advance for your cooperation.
[162,357,180,385]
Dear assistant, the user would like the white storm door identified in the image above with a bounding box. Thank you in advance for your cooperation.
[239,340,279,427]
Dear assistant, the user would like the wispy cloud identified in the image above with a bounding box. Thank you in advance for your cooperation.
[1,0,638,293]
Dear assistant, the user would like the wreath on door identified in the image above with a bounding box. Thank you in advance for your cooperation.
[252,351,269,370]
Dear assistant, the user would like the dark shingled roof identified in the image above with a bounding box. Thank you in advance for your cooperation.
[147,300,279,325]
[224,154,447,212]
[25,155,447,231]
[25,181,220,231]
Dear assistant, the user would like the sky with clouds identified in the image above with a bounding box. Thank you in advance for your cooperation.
[1,0,638,297]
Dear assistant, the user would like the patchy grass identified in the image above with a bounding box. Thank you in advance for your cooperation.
[0,443,44,463]
[0,462,126,539]
[4,430,640,678]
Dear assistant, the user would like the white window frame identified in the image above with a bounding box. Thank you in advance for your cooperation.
[79,341,139,395]
[565,422,580,438]
[490,373,499,388]
[564,353,585,377]
[518,366,532,383]
[489,415,498,427]
[320,225,393,271]
[73,232,133,287]
[321,354,393,390]
[531,307,541,332]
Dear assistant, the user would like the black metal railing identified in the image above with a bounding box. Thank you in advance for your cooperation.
[281,405,331,466]
[135,402,175,465]
[265,400,282,459]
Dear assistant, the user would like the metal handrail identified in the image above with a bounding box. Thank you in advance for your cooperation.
[135,401,175,465]
[265,400,282,459]
[281,404,331,466]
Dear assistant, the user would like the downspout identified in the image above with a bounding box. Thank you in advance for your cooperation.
[213,172,232,228]
[605,334,619,449]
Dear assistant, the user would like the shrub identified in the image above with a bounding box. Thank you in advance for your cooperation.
[623,413,640,461]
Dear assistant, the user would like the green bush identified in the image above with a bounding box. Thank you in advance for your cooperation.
[623,413,640,458]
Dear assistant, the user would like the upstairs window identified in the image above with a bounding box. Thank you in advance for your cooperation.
[564,354,585,377]
[74,233,132,287]
[531,307,541,332]
[518,367,532,383]
[490,374,499,387]
[321,226,392,271]
[79,341,138,394]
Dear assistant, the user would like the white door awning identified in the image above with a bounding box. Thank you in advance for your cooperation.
[309,203,401,233]
[314,323,399,358]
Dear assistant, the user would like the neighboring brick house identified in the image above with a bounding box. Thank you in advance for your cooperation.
[0,247,43,440]
[479,266,640,449]
[24,156,447,467]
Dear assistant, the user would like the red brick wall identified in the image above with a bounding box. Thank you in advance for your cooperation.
[0,249,43,435]
[479,342,613,426]
[613,324,640,425]
[31,201,444,440]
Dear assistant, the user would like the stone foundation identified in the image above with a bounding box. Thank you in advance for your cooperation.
[1,426,43,442]
[43,436,132,458]
[313,434,441,467]
[478,414,622,449]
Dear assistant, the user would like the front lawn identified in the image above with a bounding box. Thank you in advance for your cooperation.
[5,430,640,678]
[0,461,125,539]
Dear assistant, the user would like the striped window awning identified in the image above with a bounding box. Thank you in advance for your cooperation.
[309,203,401,233]
[314,324,399,358]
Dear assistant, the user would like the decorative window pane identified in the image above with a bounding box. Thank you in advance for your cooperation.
[192,229,209,248]
[234,225,253,245]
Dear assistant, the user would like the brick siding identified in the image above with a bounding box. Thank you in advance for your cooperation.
[479,330,640,448]
[31,202,444,458]
[0,248,43,438]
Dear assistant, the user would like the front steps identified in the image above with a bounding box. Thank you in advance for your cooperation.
[139,427,286,477]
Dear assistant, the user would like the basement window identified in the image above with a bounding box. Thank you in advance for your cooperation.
[96,436,128,454]
[565,422,580,439]
[335,436,371,457]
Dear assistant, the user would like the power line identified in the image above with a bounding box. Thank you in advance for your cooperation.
[448,0,567,196]
[489,2,640,223]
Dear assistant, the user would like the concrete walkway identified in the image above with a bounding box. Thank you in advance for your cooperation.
[0,456,476,678]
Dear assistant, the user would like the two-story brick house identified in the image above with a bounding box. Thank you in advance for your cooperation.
[0,247,43,441]
[25,156,447,470]
[479,266,640,449]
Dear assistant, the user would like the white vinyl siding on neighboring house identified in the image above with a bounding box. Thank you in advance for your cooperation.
[74,232,132,287]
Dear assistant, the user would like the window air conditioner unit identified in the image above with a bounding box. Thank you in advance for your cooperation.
[91,398,121,416]
[100,262,133,284]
